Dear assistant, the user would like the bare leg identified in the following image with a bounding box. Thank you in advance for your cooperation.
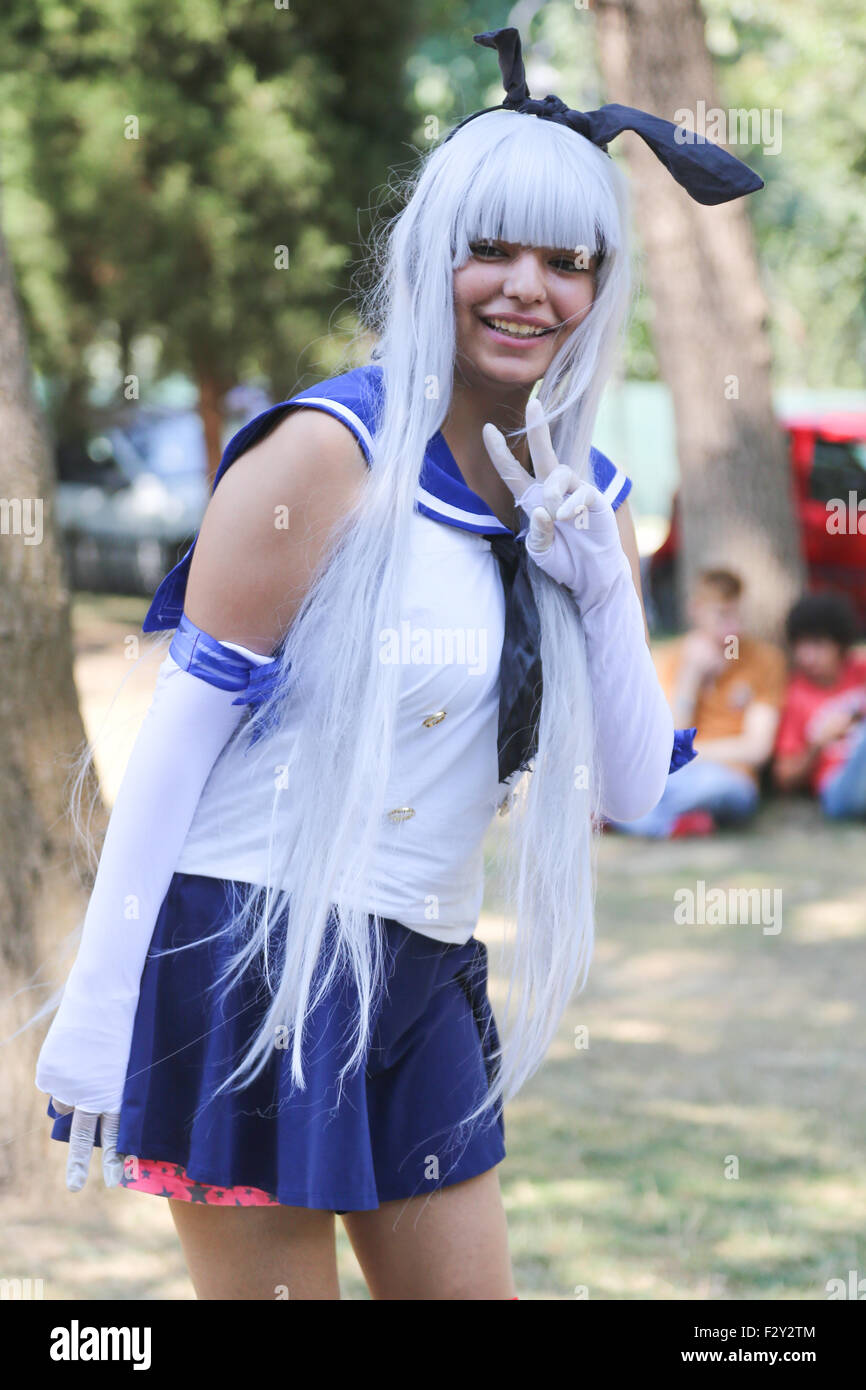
[169,1200,340,1300]
[341,1166,515,1300]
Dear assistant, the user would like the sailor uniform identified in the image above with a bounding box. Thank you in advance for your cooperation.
[144,363,634,945]
[44,364,675,1210]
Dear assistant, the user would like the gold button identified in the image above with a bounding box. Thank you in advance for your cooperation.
[387,806,416,823]
[422,709,447,728]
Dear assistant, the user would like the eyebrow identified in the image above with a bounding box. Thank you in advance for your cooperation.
[482,238,598,258]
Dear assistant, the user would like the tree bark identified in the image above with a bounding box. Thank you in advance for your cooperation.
[0,203,106,1180]
[196,368,228,488]
[593,0,804,638]
[0,211,102,967]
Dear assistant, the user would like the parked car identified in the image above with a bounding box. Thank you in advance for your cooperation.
[56,389,270,596]
[647,410,866,632]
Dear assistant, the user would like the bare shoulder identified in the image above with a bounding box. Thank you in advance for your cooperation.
[214,404,369,507]
[184,406,370,652]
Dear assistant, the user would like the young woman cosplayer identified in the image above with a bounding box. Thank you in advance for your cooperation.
[33,29,762,1299]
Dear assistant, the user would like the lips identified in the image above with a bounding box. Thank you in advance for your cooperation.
[479,314,558,342]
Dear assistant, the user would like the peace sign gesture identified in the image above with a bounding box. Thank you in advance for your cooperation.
[481,397,631,615]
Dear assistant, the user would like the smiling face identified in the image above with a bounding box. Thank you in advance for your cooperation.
[452,238,598,390]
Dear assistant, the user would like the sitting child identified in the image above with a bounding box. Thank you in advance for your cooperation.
[773,592,866,820]
[611,568,786,837]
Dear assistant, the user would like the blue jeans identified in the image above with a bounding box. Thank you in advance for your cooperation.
[610,757,759,838]
[819,721,866,820]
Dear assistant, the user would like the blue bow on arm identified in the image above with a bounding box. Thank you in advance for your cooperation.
[166,612,289,749]
[230,660,287,741]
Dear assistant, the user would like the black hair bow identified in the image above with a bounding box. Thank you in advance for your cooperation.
[444,27,763,206]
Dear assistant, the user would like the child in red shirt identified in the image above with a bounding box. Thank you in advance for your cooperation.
[773,592,866,818]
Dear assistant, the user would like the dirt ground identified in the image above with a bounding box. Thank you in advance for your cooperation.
[1,596,863,1300]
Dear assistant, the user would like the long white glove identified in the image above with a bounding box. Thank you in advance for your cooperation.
[483,399,674,823]
[36,628,276,1191]
[516,474,674,822]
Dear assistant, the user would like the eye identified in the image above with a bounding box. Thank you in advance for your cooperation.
[551,253,594,273]
[469,240,505,259]
[469,240,594,272]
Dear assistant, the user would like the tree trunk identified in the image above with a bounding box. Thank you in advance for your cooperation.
[0,213,101,961]
[0,205,104,1180]
[593,0,804,638]
[196,368,228,488]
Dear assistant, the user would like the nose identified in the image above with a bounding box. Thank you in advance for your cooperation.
[501,249,547,304]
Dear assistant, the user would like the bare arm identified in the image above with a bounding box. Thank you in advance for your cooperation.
[693,702,781,769]
[669,664,703,727]
[772,707,856,792]
[184,407,370,651]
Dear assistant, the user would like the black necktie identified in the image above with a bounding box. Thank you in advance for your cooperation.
[488,531,544,785]
[489,531,697,789]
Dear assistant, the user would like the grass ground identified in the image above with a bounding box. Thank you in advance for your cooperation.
[1,595,863,1300]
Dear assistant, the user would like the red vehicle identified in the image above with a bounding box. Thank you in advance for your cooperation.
[648,410,866,633]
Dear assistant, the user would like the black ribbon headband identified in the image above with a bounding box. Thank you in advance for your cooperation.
[443,26,764,206]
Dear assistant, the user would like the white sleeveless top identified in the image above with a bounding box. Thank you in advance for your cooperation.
[174,508,508,944]
[145,364,631,945]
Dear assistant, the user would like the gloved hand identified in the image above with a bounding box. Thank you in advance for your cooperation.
[482,397,673,822]
[36,620,276,1191]
[483,397,631,615]
[49,1104,124,1193]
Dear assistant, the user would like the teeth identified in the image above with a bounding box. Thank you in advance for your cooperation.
[486,317,548,338]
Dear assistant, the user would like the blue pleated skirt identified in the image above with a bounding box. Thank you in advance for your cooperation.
[47,870,506,1211]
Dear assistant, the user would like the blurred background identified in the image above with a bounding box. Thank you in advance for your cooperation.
[0,0,864,1300]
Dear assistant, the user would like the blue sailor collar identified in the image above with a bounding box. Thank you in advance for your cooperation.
[143,364,634,632]
[418,428,512,535]
[140,364,694,787]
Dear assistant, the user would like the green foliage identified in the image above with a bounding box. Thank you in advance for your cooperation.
[0,0,421,439]
[701,0,866,387]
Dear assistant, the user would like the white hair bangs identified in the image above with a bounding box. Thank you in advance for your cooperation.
[444,110,622,270]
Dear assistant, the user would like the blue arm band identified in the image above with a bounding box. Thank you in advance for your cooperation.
[168,612,274,692]
[669,726,698,775]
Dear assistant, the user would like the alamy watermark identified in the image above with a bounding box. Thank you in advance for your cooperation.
[0,497,43,545]
[378,622,488,676]
[674,100,782,156]
[825,492,866,534]
[674,879,782,935]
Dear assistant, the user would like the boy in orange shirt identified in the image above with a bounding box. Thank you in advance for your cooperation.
[611,569,787,837]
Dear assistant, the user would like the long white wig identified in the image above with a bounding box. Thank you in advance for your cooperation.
[45,108,635,1147]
